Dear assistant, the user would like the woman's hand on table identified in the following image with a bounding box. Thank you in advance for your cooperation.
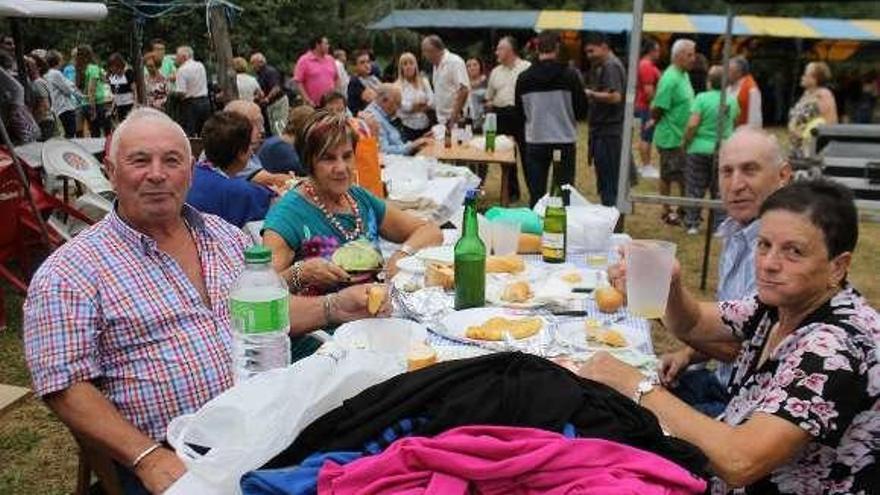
[332,283,391,322]
[577,351,645,399]
[300,258,351,290]
[658,347,694,387]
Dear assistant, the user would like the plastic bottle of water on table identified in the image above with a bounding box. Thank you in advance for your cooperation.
[229,245,291,382]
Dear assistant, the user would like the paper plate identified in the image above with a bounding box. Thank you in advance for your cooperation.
[415,245,454,265]
[554,319,646,353]
[434,307,549,348]
[333,318,428,352]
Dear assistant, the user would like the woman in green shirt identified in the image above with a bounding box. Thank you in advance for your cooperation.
[74,45,112,137]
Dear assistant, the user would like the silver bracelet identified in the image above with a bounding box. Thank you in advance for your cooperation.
[322,293,337,326]
[130,443,162,469]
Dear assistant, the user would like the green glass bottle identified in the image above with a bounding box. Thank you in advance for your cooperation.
[454,189,486,310]
[542,150,567,263]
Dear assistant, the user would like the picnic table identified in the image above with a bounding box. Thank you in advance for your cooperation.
[418,138,518,206]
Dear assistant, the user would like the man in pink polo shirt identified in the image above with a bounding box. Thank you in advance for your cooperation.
[294,35,338,107]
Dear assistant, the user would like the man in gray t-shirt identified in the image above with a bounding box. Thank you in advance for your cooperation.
[584,34,626,207]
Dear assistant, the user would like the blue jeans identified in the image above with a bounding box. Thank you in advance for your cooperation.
[671,368,730,418]
[524,142,575,207]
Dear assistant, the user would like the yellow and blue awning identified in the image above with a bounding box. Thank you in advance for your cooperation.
[369,9,880,41]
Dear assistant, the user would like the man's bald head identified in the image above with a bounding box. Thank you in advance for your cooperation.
[720,127,785,171]
[718,127,792,224]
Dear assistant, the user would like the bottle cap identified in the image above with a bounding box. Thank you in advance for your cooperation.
[244,245,272,263]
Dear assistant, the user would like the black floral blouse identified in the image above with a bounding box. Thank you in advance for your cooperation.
[713,285,880,495]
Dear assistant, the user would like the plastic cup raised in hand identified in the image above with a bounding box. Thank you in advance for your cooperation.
[626,240,677,319]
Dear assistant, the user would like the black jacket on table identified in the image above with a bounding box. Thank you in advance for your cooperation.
[264,352,708,480]
[514,59,588,145]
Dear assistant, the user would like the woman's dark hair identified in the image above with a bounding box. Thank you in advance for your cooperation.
[759,179,858,258]
[466,57,484,75]
[296,110,357,175]
[201,111,253,171]
[107,52,126,72]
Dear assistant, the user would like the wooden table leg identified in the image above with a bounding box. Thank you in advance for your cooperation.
[499,164,511,206]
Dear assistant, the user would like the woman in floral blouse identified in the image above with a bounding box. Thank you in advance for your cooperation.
[583,180,878,495]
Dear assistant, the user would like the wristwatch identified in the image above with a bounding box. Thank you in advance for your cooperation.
[633,373,661,405]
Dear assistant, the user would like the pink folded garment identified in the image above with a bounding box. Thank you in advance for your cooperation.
[317,425,707,495]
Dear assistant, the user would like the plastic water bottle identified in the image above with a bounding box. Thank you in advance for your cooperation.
[229,245,291,383]
[483,112,497,153]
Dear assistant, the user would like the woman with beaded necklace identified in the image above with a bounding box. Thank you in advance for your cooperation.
[263,110,442,297]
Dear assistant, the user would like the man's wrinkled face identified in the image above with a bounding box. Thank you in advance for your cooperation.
[108,119,192,226]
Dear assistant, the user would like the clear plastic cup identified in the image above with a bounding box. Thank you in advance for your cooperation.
[626,240,677,319]
[490,219,521,255]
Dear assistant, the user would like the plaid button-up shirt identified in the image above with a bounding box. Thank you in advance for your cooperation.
[24,205,251,440]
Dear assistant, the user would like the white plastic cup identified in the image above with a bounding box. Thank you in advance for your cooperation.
[626,240,677,319]
[491,219,521,255]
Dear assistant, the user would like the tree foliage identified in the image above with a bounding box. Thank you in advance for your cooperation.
[1,0,876,69]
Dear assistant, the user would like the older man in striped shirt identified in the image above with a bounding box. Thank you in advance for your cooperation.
[655,127,792,416]
[24,108,386,494]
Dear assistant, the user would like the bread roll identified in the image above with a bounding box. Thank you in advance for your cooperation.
[501,280,532,303]
[485,255,525,274]
[517,233,542,254]
[407,343,438,371]
[425,262,454,290]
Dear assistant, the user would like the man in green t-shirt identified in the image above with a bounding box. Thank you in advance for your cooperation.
[650,38,695,225]
[682,65,740,233]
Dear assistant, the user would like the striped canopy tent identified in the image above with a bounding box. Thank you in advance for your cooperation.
[369,9,880,41]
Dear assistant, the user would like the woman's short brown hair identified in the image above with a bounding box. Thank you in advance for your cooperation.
[232,56,249,74]
[808,62,832,87]
[296,110,358,175]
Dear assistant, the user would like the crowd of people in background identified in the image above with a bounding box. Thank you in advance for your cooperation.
[0,30,873,225]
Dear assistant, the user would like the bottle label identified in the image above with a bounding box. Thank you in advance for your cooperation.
[542,232,565,260]
[230,296,290,334]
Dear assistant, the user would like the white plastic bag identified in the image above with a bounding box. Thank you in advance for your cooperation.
[567,205,620,254]
[165,344,402,495]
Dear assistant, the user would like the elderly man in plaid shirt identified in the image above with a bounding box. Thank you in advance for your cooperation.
[23,108,386,494]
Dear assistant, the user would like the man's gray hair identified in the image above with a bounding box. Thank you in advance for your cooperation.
[671,38,695,59]
[422,35,445,51]
[108,107,191,165]
[730,56,750,75]
[376,83,401,102]
[177,45,194,60]
[250,52,266,64]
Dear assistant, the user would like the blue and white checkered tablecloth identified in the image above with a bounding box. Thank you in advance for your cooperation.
[397,253,654,359]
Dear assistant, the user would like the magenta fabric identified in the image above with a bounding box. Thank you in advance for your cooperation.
[317,425,707,495]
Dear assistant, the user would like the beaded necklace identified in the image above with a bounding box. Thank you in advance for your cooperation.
[301,180,364,242]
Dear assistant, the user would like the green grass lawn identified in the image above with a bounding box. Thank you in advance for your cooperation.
[1,125,878,493]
